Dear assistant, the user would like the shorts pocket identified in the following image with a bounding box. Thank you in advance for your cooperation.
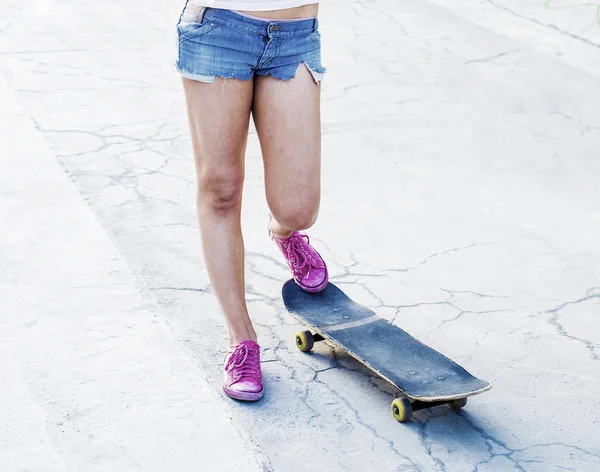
[177,21,220,42]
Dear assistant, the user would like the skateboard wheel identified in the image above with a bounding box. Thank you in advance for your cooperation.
[295,330,314,352]
[449,398,467,409]
[391,397,413,422]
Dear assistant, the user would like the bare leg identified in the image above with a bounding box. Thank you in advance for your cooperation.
[252,65,322,237]
[182,77,256,345]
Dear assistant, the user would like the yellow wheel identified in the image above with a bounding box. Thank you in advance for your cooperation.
[295,330,314,352]
[449,398,468,409]
[391,397,413,422]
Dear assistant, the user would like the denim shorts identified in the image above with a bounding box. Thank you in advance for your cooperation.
[175,2,326,84]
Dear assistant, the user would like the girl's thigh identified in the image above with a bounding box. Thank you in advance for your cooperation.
[182,77,254,185]
[252,66,322,221]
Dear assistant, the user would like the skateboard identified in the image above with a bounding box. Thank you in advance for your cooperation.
[282,280,491,422]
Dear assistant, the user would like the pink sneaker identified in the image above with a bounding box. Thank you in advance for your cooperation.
[223,340,263,402]
[270,222,328,293]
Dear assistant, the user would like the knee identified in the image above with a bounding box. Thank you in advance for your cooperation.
[271,198,320,232]
[197,171,244,213]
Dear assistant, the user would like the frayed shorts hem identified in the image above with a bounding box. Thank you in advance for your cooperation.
[177,68,217,84]
[255,63,325,84]
[176,62,325,85]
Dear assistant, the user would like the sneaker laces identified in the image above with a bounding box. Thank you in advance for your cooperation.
[225,344,261,382]
[284,232,325,275]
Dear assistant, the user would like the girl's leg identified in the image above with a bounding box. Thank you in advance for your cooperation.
[182,76,256,345]
[252,65,328,293]
[252,65,322,237]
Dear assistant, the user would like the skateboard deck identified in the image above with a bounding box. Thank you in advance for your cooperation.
[282,280,491,421]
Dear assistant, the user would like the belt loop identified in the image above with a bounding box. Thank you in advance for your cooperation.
[197,6,207,23]
[313,17,319,32]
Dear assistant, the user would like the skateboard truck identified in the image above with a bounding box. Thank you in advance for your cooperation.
[390,397,468,422]
[295,330,324,352]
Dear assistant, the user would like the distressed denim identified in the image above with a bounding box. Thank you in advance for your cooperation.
[175,3,326,84]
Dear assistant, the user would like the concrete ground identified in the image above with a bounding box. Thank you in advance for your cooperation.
[1,0,599,471]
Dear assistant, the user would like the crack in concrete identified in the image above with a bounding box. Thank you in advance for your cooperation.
[486,0,600,49]
[416,413,448,472]
[545,288,600,361]
[429,308,512,335]
[438,287,508,300]
[465,49,522,64]
[311,369,423,471]
[384,243,488,274]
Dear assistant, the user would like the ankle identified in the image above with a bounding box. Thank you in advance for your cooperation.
[229,332,258,346]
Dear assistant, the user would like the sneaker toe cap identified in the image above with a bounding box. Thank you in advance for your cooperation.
[230,380,263,394]
[302,268,328,288]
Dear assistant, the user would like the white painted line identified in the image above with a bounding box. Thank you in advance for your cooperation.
[321,314,380,333]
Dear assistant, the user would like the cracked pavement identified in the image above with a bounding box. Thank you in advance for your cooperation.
[1,0,600,470]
